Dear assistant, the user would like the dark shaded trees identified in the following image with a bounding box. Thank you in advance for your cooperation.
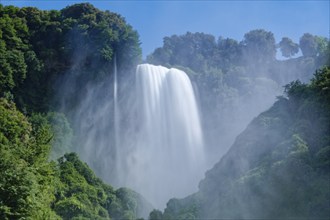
[149,209,163,220]
[300,33,318,57]
[217,37,241,71]
[241,29,276,64]
[279,37,299,58]
[147,32,217,73]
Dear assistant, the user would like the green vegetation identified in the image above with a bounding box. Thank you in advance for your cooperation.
[0,98,59,219]
[147,30,329,77]
[147,30,329,101]
[156,66,330,219]
[147,30,329,164]
[0,3,147,219]
[0,98,150,219]
[55,153,151,220]
[0,3,141,113]
[0,2,329,219]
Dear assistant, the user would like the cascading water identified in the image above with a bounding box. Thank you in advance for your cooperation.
[66,61,206,210]
[113,54,120,175]
[120,64,205,208]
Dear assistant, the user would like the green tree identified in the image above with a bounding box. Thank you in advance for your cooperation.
[299,33,318,57]
[217,37,241,70]
[147,32,217,73]
[149,209,163,220]
[241,29,276,64]
[279,37,299,58]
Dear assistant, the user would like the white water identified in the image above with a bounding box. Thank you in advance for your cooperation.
[68,63,206,210]
[122,64,205,208]
[113,54,120,177]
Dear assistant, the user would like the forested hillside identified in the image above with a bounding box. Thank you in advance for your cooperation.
[0,3,148,219]
[151,66,330,219]
[0,97,153,219]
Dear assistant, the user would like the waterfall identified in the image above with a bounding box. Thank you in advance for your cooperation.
[120,64,205,208]
[113,54,121,182]
[67,62,206,210]
[113,54,119,161]
[114,54,118,146]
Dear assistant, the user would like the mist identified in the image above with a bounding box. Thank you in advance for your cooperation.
[55,27,328,216]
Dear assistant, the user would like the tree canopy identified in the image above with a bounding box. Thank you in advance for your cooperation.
[0,3,141,113]
[279,37,299,58]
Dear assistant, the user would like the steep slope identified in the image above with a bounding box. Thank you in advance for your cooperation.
[0,98,59,219]
[158,66,330,219]
[0,98,152,220]
[54,153,152,220]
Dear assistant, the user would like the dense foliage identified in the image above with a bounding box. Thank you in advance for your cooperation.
[0,3,147,219]
[0,98,59,219]
[152,67,330,219]
[0,98,150,219]
[54,153,151,219]
[0,3,141,113]
[147,30,329,79]
[147,31,328,103]
[147,30,329,162]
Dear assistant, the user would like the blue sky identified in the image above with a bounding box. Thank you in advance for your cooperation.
[2,0,329,58]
